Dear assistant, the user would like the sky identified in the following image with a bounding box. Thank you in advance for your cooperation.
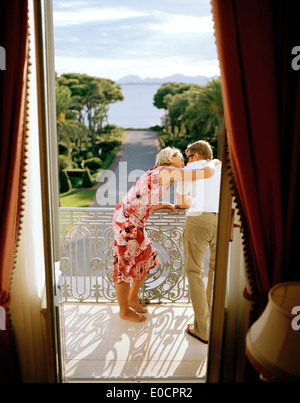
[52,0,220,81]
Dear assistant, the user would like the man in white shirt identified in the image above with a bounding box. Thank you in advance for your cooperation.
[176,140,221,344]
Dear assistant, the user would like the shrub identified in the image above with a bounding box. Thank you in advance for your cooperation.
[82,167,94,188]
[59,155,72,171]
[66,169,84,188]
[84,157,102,171]
[58,142,69,155]
[102,124,119,133]
[60,170,72,193]
[66,169,85,177]
[96,140,120,154]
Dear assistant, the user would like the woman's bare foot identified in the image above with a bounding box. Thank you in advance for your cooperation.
[128,300,148,313]
[119,309,147,322]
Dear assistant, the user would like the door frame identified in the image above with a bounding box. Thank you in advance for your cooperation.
[36,0,234,383]
[33,0,63,383]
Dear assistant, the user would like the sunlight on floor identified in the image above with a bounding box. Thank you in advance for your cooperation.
[63,303,208,382]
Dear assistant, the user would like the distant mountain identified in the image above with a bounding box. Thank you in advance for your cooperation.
[117,74,218,85]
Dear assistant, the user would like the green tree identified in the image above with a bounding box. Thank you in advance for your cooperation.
[188,77,224,159]
[154,82,199,110]
[165,92,190,135]
[57,73,124,154]
[154,78,224,158]
[154,82,201,137]
[56,81,89,155]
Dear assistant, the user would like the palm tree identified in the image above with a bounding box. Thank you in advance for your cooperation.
[187,77,224,159]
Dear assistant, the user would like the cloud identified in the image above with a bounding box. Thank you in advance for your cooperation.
[53,0,212,18]
[52,0,219,79]
[150,14,214,34]
[53,8,147,27]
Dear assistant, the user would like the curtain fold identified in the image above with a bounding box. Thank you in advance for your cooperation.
[211,0,300,320]
[0,0,29,381]
[10,0,51,381]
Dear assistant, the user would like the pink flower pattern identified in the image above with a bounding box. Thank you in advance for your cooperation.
[112,166,170,283]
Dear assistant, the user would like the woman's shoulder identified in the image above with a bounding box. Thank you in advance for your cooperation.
[142,165,166,179]
[147,165,165,173]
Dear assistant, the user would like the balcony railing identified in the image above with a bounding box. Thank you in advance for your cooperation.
[59,207,190,304]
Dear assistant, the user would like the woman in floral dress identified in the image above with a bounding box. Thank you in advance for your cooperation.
[112,147,218,322]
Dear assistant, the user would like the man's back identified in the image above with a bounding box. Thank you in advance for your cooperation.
[177,160,222,214]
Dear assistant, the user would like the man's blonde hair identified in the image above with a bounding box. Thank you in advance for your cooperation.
[186,140,213,160]
[155,147,183,166]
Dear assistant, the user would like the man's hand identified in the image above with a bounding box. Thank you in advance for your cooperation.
[174,203,190,209]
[152,202,178,213]
[176,192,192,209]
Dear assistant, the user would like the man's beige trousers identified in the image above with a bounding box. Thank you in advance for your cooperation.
[183,212,218,339]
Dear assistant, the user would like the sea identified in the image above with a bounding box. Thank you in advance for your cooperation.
[107,84,165,129]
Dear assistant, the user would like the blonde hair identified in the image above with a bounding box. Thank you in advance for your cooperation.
[186,140,213,160]
[155,147,183,166]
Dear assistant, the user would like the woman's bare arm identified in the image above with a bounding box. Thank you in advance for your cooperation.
[152,202,178,213]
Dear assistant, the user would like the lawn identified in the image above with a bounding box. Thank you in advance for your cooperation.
[60,188,97,207]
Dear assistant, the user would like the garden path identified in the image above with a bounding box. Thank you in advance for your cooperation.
[90,130,167,208]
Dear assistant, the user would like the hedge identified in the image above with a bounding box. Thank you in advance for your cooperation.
[60,170,72,193]
[82,167,93,188]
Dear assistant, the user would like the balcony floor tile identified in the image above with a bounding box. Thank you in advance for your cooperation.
[62,303,208,382]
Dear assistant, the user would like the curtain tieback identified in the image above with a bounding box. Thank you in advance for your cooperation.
[243,287,268,302]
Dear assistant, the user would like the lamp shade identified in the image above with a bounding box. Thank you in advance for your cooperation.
[246,282,300,381]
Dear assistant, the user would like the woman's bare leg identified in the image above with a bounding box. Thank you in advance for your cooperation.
[116,281,146,322]
[128,273,148,313]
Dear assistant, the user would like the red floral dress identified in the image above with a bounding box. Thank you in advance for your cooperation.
[112,166,170,284]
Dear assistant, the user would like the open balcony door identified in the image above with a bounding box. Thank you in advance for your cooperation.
[206,135,249,383]
[206,137,233,382]
[34,0,242,383]
[33,0,65,382]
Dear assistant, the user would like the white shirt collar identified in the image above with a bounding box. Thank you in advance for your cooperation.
[185,160,208,168]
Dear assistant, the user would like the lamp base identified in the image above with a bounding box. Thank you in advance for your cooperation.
[245,345,293,382]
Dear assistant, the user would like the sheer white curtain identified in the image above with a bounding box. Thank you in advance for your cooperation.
[10,1,49,382]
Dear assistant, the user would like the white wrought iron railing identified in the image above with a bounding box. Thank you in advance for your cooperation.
[58,207,190,304]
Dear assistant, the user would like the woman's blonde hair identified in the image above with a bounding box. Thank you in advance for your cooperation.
[155,147,183,166]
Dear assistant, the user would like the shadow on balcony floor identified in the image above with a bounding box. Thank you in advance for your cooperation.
[63,302,208,382]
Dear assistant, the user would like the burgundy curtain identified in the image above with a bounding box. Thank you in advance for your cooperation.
[211,0,300,319]
[0,0,29,381]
